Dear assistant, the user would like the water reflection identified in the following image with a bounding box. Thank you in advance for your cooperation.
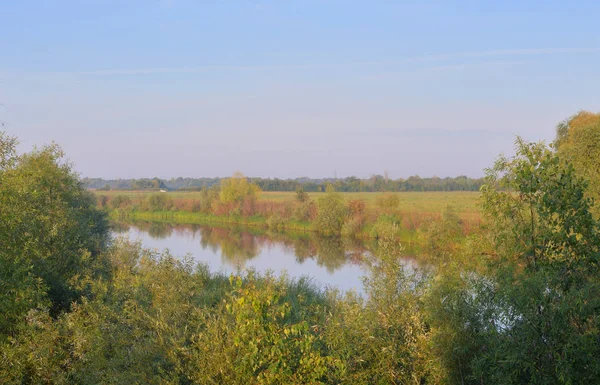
[113,220,369,273]
[111,220,418,292]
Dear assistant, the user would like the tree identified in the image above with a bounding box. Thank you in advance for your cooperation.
[0,135,109,328]
[219,172,261,204]
[554,111,600,217]
[463,138,600,383]
[295,188,309,203]
[314,186,347,236]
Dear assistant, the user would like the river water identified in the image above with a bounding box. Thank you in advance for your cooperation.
[111,220,418,293]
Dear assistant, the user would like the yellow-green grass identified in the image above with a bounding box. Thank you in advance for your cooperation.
[95,190,481,220]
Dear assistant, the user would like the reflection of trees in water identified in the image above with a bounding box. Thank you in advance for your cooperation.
[147,222,174,239]
[114,220,175,239]
[109,221,130,234]
[198,226,259,268]
[315,236,346,273]
[113,220,371,273]
[293,237,317,263]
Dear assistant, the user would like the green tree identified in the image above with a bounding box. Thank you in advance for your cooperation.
[314,186,347,236]
[220,172,261,204]
[554,111,600,217]
[0,135,109,327]
[451,138,600,383]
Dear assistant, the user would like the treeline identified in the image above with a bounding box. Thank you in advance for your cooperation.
[2,111,600,384]
[84,174,484,192]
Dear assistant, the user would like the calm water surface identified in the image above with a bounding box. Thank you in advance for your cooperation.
[112,221,417,293]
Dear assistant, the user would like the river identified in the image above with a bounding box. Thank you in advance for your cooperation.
[111,220,418,293]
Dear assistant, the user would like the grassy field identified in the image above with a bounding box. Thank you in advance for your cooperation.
[95,190,481,220]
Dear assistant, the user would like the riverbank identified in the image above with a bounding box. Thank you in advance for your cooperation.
[108,209,421,244]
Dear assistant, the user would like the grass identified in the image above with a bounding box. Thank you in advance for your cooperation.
[97,190,481,221]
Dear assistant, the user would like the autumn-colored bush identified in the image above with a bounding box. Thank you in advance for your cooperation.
[293,200,317,222]
[347,199,366,218]
[211,201,235,216]
[401,211,434,231]
[240,196,257,217]
[173,198,202,212]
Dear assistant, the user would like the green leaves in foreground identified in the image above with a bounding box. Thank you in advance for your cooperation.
[432,138,600,384]
[3,128,600,384]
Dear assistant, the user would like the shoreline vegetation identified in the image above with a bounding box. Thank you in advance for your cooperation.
[99,189,482,246]
[3,111,600,384]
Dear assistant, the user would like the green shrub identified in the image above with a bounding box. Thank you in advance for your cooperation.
[146,193,172,211]
[315,187,347,236]
[110,194,132,209]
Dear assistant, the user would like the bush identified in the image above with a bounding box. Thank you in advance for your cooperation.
[146,193,172,211]
[370,214,401,239]
[110,194,132,209]
[341,216,364,238]
[293,200,317,222]
[266,214,286,231]
[315,187,347,236]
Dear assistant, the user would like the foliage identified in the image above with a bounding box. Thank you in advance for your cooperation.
[84,175,486,193]
[370,214,400,239]
[460,138,600,383]
[5,129,600,384]
[340,217,363,238]
[296,188,309,202]
[0,137,109,326]
[325,222,432,383]
[266,214,287,231]
[347,199,366,218]
[199,186,220,213]
[554,110,600,217]
[145,193,173,211]
[220,172,261,204]
[110,194,133,209]
[416,205,463,262]
[293,199,317,222]
[185,273,344,384]
[314,186,347,236]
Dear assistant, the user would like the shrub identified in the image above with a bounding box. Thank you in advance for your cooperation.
[293,200,317,222]
[110,194,132,210]
[347,199,366,218]
[266,214,286,231]
[376,193,400,212]
[341,216,364,238]
[146,193,172,211]
[315,187,347,236]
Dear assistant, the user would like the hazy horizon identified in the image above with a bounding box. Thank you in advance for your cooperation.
[2,1,599,179]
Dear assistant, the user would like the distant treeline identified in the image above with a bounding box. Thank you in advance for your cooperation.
[83,175,484,192]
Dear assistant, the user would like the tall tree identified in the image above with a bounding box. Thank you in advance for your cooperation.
[0,134,109,330]
[473,138,600,383]
[554,111,600,217]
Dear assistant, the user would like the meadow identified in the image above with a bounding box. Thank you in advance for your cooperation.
[96,190,481,221]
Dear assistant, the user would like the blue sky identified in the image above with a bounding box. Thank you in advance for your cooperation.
[1,0,599,179]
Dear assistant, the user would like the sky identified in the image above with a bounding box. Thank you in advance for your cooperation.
[1,0,599,179]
